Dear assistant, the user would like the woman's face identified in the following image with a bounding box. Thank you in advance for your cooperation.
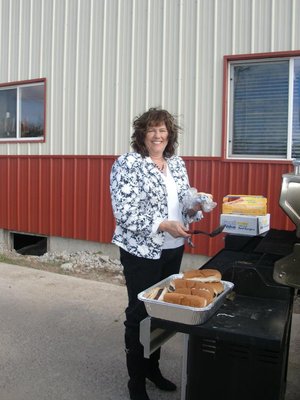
[145,122,169,157]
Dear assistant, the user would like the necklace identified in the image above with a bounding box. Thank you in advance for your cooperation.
[150,156,166,173]
[155,162,165,172]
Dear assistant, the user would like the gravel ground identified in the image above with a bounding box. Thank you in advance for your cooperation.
[0,247,125,286]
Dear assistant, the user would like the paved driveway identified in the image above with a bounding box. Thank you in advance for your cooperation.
[0,262,299,400]
[0,263,182,400]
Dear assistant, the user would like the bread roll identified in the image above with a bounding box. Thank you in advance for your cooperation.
[203,281,224,295]
[174,288,192,295]
[172,278,196,289]
[170,279,215,297]
[163,292,207,308]
[191,287,214,304]
[192,281,215,297]
[183,268,222,282]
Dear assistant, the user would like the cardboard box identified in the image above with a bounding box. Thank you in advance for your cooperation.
[220,213,270,236]
[222,195,267,216]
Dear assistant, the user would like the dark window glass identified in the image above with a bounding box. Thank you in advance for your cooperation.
[293,58,300,159]
[20,85,44,138]
[232,61,289,157]
[0,89,17,138]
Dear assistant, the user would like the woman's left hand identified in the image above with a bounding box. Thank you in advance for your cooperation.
[158,220,191,238]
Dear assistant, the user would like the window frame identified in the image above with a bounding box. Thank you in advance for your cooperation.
[0,78,46,143]
[222,51,300,162]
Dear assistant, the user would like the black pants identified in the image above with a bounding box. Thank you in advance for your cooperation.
[120,246,184,386]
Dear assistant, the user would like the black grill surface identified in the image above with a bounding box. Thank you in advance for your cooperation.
[151,230,295,400]
[254,228,300,256]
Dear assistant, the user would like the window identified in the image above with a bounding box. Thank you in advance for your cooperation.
[0,79,45,141]
[227,56,300,160]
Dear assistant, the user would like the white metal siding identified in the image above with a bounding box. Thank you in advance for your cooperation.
[0,0,299,156]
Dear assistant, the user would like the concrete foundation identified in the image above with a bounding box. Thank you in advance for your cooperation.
[48,236,210,270]
[0,229,10,249]
[0,229,210,270]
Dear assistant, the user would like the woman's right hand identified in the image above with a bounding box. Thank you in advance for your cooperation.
[159,220,191,238]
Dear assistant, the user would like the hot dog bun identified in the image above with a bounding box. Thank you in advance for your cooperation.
[174,288,192,295]
[191,287,214,304]
[172,285,214,304]
[183,268,222,282]
[171,279,215,297]
[172,278,195,289]
[203,281,224,295]
[163,292,207,308]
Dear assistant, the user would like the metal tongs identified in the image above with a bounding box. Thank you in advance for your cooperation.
[187,224,225,237]
[187,225,225,248]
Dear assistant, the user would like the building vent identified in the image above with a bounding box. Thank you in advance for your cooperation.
[12,233,47,256]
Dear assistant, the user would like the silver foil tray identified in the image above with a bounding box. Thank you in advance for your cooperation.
[138,273,234,325]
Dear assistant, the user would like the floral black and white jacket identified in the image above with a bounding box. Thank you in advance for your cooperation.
[110,152,202,260]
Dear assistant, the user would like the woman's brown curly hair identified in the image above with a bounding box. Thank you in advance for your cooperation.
[131,107,181,157]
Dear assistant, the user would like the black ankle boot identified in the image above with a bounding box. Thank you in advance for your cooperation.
[146,370,177,391]
[128,380,150,400]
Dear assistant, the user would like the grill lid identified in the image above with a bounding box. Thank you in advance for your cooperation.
[274,160,300,288]
[273,243,300,289]
[279,159,300,238]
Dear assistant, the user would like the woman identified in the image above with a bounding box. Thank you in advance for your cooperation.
[110,108,207,400]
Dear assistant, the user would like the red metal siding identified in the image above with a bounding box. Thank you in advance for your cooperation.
[0,156,294,257]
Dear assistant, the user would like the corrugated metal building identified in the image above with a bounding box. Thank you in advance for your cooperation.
[0,0,299,256]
